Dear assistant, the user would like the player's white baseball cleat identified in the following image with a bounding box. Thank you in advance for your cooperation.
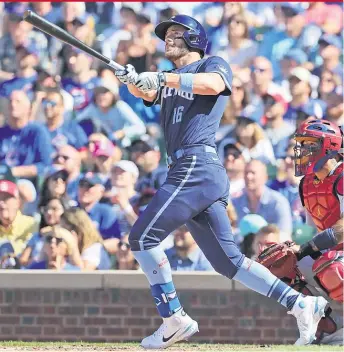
[141,309,199,349]
[288,295,329,345]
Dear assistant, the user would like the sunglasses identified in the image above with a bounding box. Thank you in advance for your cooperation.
[225,150,241,159]
[53,155,70,162]
[252,67,268,74]
[41,205,64,213]
[45,235,63,245]
[230,19,244,25]
[43,100,58,108]
[118,241,131,250]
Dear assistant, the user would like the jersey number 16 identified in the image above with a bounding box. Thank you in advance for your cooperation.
[172,106,184,124]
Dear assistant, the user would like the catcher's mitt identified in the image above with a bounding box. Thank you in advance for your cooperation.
[257,241,303,282]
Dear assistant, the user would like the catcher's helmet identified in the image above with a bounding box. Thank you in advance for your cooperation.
[155,15,208,57]
[293,119,343,176]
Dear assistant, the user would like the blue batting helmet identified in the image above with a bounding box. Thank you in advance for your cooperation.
[155,15,208,57]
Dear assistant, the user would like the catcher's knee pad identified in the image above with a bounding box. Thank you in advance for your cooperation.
[312,248,344,303]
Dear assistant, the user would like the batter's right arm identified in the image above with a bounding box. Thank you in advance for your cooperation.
[127,84,158,102]
[115,64,157,102]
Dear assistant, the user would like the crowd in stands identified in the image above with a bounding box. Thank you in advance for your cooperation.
[0,2,342,271]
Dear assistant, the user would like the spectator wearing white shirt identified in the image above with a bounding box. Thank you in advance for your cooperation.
[77,81,145,147]
[217,14,258,69]
[61,207,111,270]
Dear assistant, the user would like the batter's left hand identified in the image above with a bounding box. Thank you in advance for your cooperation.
[135,72,162,93]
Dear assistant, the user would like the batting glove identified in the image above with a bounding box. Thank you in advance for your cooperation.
[135,72,165,93]
[115,64,138,85]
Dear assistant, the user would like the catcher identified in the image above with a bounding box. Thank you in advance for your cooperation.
[258,119,343,345]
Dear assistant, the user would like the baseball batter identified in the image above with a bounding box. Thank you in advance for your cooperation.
[115,15,328,349]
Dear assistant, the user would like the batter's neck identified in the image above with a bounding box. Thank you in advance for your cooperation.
[174,52,201,68]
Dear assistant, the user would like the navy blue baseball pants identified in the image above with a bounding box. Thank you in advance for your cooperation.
[129,146,244,278]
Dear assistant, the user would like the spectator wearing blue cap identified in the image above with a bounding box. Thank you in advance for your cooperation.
[0,12,48,82]
[43,90,88,151]
[0,90,53,180]
[130,138,168,194]
[313,35,342,79]
[258,3,321,80]
[77,172,121,252]
[62,49,102,113]
[238,213,267,258]
[284,67,326,127]
[31,3,62,25]
[0,46,39,100]
[233,160,292,241]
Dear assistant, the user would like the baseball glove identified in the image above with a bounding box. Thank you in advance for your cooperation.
[257,241,303,282]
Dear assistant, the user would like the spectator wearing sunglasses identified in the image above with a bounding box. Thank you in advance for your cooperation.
[77,172,121,253]
[53,144,83,201]
[60,208,111,270]
[43,90,88,152]
[220,141,246,199]
[245,57,288,123]
[26,225,82,270]
[234,117,276,166]
[21,196,69,267]
[39,167,72,208]
[262,93,295,159]
[0,90,52,180]
[217,14,258,69]
[115,234,139,270]
[284,67,325,126]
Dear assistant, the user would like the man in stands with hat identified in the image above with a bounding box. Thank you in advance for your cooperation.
[0,164,38,256]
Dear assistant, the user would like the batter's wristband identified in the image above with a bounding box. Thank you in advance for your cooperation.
[179,73,193,93]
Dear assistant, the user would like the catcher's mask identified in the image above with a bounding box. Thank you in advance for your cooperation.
[294,119,343,177]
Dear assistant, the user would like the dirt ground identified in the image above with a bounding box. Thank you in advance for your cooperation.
[0,343,340,352]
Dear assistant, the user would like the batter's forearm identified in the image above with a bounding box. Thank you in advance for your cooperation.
[128,84,157,102]
[164,73,225,95]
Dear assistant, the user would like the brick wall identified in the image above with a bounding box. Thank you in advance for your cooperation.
[0,271,341,344]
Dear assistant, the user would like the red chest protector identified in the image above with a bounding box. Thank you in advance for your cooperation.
[300,163,343,231]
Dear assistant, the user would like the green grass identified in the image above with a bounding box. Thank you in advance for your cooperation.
[0,341,341,352]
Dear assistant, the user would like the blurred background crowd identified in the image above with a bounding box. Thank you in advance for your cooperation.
[0,2,342,271]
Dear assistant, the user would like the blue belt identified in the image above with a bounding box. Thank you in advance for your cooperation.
[167,145,217,166]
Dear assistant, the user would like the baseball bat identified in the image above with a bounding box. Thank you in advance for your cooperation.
[23,10,124,70]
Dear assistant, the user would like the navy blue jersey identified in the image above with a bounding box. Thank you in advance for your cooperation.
[144,56,232,156]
